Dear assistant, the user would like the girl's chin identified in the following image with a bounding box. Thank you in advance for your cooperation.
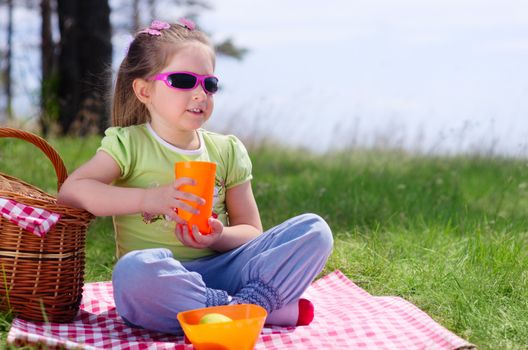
[185,116,207,127]
[178,122,203,132]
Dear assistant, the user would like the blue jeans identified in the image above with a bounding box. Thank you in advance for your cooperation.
[112,213,333,335]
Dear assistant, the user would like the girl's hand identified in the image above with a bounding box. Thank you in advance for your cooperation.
[175,217,224,249]
[141,177,205,224]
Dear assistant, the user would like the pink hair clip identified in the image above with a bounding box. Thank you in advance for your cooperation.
[179,18,195,30]
[138,20,171,36]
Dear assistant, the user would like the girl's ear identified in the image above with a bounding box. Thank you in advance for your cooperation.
[132,78,152,104]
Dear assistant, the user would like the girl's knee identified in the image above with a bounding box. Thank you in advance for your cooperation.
[113,248,173,280]
[297,213,334,254]
[112,248,182,301]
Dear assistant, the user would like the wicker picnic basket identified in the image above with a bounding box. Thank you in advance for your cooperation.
[0,127,93,323]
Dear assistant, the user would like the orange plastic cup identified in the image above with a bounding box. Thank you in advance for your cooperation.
[177,304,267,350]
[174,161,216,234]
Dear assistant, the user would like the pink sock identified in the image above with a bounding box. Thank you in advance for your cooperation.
[265,298,314,326]
[296,299,315,326]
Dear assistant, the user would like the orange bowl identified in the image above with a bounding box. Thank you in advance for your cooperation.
[177,304,267,350]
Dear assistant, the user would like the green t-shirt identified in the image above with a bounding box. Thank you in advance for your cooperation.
[98,123,252,260]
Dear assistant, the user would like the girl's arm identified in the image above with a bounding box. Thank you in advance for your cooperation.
[57,151,201,221]
[208,180,262,252]
[58,151,141,215]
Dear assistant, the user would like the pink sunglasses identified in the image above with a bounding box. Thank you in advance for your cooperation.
[149,71,219,94]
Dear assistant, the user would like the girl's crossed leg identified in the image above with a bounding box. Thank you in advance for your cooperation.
[112,213,333,335]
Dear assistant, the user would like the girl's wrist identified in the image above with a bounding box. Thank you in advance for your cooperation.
[139,188,163,223]
[138,188,150,214]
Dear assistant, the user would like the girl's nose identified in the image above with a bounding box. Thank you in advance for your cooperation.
[192,84,207,100]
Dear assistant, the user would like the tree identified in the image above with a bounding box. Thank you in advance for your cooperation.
[1,0,59,130]
[56,0,112,135]
[2,0,14,120]
[40,0,57,135]
[215,38,247,61]
[48,0,245,135]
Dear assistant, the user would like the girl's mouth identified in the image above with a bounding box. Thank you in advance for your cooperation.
[187,108,204,114]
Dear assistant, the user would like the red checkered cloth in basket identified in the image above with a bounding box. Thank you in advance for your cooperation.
[7,270,474,349]
[0,198,61,238]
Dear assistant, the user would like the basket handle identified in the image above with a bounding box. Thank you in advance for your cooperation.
[0,127,68,191]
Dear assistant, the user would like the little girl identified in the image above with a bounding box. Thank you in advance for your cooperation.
[58,19,333,335]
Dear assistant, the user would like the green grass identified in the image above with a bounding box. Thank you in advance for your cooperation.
[1,136,528,349]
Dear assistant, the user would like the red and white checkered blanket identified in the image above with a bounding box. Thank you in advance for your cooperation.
[7,270,474,349]
[0,198,61,238]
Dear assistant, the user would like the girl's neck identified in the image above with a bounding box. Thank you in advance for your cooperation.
[148,121,200,150]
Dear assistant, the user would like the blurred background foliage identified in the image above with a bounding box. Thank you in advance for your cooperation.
[0,0,246,135]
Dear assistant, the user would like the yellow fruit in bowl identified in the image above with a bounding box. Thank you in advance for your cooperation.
[199,313,233,324]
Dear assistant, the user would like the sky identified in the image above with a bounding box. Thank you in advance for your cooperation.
[200,0,528,155]
[2,0,528,155]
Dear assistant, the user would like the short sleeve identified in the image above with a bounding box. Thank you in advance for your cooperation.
[97,127,133,179]
[224,135,253,189]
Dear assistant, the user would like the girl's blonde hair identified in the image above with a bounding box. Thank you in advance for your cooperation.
[112,22,214,127]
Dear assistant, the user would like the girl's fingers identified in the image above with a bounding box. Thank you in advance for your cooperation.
[175,224,185,242]
[174,190,205,205]
[174,215,186,225]
[175,224,197,247]
[165,209,185,224]
[174,201,200,215]
[181,224,201,248]
[176,223,218,249]
[173,177,195,188]
[193,225,221,247]
[185,224,198,243]
[172,179,206,205]
[208,218,223,234]
[191,225,204,243]
[176,224,195,247]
